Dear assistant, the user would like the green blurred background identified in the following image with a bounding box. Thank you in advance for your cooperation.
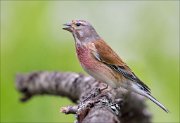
[0,1,179,122]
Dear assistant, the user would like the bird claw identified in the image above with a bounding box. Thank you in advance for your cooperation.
[100,83,109,92]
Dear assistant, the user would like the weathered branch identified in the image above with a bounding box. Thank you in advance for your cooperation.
[15,71,151,123]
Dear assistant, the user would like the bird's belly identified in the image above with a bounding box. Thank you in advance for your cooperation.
[82,64,118,88]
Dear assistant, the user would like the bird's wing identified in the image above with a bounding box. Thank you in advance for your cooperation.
[92,39,150,93]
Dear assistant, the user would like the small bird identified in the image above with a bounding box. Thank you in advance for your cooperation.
[63,20,168,112]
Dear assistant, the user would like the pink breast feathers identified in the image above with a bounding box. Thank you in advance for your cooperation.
[76,45,96,69]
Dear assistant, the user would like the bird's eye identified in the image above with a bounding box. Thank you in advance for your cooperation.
[76,23,81,26]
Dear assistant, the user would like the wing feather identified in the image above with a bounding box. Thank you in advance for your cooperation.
[92,39,150,93]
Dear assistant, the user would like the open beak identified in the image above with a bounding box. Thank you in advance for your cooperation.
[63,22,72,32]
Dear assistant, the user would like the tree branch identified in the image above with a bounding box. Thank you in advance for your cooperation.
[15,71,152,123]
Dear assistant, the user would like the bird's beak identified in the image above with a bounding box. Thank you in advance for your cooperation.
[63,22,73,32]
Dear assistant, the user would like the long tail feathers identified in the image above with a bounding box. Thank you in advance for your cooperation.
[145,93,169,113]
[130,83,169,113]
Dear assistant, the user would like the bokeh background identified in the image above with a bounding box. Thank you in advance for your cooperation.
[1,1,179,123]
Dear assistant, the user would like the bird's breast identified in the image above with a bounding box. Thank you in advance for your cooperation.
[76,45,93,68]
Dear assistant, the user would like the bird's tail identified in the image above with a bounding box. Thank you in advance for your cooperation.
[144,93,169,113]
[130,83,169,113]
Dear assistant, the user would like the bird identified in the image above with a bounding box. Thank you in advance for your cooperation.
[63,19,168,112]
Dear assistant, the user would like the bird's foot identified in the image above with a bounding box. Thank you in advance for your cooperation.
[100,83,109,92]
[81,83,111,103]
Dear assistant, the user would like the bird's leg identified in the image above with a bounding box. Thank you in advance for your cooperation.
[81,87,101,102]
[100,82,109,92]
[95,81,113,98]
[82,82,109,102]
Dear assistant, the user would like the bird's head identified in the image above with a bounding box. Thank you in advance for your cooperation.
[63,20,100,44]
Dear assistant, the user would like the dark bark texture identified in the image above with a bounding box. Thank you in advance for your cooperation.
[15,71,152,123]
